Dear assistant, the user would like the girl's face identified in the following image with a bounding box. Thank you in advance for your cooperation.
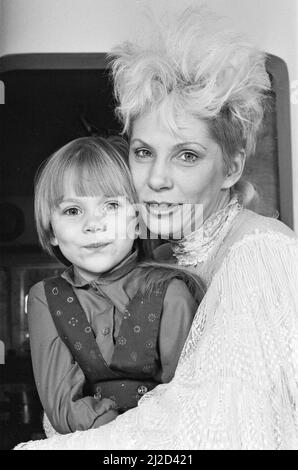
[50,191,137,281]
[129,109,232,238]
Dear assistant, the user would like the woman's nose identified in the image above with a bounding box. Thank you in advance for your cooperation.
[83,212,106,233]
[147,160,173,192]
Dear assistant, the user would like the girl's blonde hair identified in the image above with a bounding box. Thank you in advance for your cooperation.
[35,135,137,258]
[110,6,271,209]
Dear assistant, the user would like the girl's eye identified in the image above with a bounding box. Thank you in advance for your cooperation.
[134,148,152,160]
[104,201,119,211]
[178,152,200,164]
[63,207,81,216]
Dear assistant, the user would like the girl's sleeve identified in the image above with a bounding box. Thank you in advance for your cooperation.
[28,282,118,434]
[158,279,198,383]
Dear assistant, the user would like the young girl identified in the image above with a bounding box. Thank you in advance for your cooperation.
[29,135,204,435]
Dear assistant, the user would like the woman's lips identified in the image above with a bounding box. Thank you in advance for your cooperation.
[144,202,182,216]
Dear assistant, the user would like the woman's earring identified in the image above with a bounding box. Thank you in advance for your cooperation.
[135,224,140,238]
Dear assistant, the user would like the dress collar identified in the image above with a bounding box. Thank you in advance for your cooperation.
[61,249,139,288]
[172,195,242,268]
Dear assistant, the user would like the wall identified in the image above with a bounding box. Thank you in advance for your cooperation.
[0,0,297,230]
[209,0,298,233]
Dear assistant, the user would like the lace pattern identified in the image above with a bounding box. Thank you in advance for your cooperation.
[172,196,242,267]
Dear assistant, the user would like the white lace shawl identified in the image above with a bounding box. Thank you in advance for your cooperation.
[15,230,298,450]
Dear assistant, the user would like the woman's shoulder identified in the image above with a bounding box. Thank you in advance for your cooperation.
[206,210,298,303]
[243,209,295,234]
[212,209,297,278]
[227,209,297,249]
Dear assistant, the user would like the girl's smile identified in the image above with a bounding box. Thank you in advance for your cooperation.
[50,193,137,281]
[83,242,112,249]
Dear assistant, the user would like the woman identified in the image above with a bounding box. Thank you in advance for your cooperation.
[16,7,298,449]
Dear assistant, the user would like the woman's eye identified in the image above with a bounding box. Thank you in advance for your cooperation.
[134,148,152,160]
[63,207,81,216]
[178,152,200,164]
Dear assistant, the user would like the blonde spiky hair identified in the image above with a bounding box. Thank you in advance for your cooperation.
[110,6,271,159]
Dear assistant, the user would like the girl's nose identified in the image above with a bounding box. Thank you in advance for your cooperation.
[147,160,173,192]
[83,212,106,233]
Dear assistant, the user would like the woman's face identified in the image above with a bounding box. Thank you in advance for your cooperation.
[129,109,231,238]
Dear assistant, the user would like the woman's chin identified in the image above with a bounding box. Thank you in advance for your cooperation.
[144,219,184,240]
[139,203,203,240]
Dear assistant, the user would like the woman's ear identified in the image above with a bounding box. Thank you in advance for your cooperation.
[221,150,246,189]
[134,224,140,238]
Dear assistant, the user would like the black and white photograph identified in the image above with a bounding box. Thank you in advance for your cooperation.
[0,0,298,451]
